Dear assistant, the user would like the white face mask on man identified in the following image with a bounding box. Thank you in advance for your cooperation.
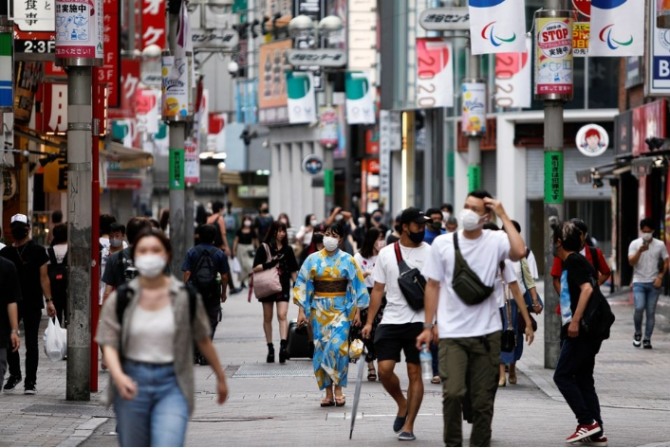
[134,254,167,278]
[323,236,339,252]
[642,232,653,242]
[459,209,487,232]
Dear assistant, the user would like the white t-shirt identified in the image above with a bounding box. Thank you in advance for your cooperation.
[494,260,519,307]
[422,230,511,338]
[354,252,377,289]
[372,241,431,325]
[628,237,669,283]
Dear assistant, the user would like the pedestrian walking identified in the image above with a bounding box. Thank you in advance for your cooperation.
[417,191,527,447]
[424,208,446,244]
[182,224,230,365]
[96,228,228,447]
[0,256,21,391]
[233,215,258,289]
[253,221,299,363]
[47,224,68,326]
[0,214,56,394]
[627,217,669,349]
[254,202,274,241]
[551,221,608,446]
[362,207,432,442]
[294,223,370,407]
[351,227,385,382]
[207,201,240,294]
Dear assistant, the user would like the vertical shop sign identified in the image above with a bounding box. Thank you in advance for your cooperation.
[101,0,120,107]
[13,61,42,124]
[40,82,68,134]
[184,139,199,184]
[169,148,185,190]
[544,150,564,204]
[141,0,166,49]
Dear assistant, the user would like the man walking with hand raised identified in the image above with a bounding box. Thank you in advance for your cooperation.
[417,191,527,446]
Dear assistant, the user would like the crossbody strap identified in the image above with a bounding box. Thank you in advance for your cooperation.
[393,242,410,275]
[504,286,514,331]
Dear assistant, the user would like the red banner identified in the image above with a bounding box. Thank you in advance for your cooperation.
[141,0,166,50]
[109,58,140,119]
[37,82,68,134]
[101,0,121,107]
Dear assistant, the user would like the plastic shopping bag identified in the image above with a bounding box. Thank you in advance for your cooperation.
[44,316,67,362]
[231,257,241,274]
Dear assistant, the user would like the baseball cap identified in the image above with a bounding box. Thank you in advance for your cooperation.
[400,207,430,225]
[10,214,30,226]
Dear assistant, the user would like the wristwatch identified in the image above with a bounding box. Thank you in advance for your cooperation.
[423,323,434,330]
[11,329,19,335]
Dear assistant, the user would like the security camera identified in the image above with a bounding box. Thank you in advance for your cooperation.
[227,61,239,76]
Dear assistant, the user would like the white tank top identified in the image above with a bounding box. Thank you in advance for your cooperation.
[125,304,175,363]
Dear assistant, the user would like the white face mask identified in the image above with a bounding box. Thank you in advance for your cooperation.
[642,232,653,242]
[134,254,167,278]
[335,214,343,222]
[310,219,318,227]
[358,217,366,226]
[244,220,252,227]
[459,209,486,232]
[323,236,339,252]
[442,211,451,221]
[110,238,123,248]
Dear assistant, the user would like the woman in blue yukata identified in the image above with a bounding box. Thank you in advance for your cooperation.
[294,223,370,407]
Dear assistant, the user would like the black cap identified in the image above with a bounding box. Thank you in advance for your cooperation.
[400,207,430,225]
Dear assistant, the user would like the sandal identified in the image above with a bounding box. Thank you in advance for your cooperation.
[430,375,441,384]
[320,397,335,407]
[367,367,377,382]
[335,395,346,407]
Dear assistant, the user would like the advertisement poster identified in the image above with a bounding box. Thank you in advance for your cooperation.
[534,17,573,97]
[285,71,317,124]
[318,106,339,148]
[468,0,526,55]
[575,123,609,157]
[161,55,191,119]
[572,0,590,56]
[461,82,486,136]
[494,37,531,108]
[184,139,199,184]
[416,38,454,108]
[345,71,375,125]
[55,0,103,61]
[258,39,291,124]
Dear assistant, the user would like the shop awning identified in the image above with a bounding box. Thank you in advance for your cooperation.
[101,141,154,170]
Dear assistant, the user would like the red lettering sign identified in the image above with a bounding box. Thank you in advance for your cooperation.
[109,58,140,119]
[141,0,166,50]
[101,0,120,107]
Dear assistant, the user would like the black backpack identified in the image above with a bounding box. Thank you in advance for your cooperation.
[190,247,219,290]
[47,247,68,300]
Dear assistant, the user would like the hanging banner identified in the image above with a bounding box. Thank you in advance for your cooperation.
[55,0,104,64]
[285,71,317,124]
[588,0,644,57]
[0,33,12,109]
[494,36,531,108]
[534,15,573,99]
[345,71,376,125]
[13,61,42,124]
[184,139,200,184]
[461,81,486,137]
[318,106,339,148]
[161,1,193,120]
[416,38,454,109]
[140,0,166,49]
[468,0,526,55]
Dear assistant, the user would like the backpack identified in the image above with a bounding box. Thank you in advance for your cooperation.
[118,248,138,281]
[47,247,68,300]
[190,247,219,292]
[579,281,616,340]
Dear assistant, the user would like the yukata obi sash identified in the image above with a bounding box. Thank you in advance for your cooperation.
[313,277,348,297]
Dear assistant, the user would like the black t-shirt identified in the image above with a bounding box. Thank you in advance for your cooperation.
[236,229,256,245]
[254,215,273,241]
[102,247,134,288]
[0,241,49,310]
[561,252,597,318]
[0,257,22,348]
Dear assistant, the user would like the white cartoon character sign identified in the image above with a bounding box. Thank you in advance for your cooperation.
[576,123,609,157]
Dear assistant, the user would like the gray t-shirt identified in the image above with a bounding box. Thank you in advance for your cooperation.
[628,237,669,283]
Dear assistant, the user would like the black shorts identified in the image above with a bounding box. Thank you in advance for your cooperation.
[374,322,423,364]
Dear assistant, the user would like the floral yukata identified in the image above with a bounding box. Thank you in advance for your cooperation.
[293,249,370,390]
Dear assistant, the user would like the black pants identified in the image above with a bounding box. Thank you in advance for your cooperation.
[8,306,43,386]
[53,295,67,327]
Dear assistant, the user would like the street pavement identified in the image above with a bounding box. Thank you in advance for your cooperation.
[1,284,670,447]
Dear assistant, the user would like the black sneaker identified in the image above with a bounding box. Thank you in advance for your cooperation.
[643,340,652,349]
[24,383,36,395]
[4,375,22,391]
[633,333,641,347]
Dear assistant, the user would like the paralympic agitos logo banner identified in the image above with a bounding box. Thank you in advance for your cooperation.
[588,0,644,57]
[468,0,526,55]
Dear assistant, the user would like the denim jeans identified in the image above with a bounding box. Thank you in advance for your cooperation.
[114,361,189,447]
[632,282,661,340]
[553,334,603,431]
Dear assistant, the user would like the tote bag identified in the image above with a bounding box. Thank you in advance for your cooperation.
[252,243,282,300]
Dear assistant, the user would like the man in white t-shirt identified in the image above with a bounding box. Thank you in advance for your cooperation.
[361,207,431,442]
[416,191,526,447]
[627,218,669,349]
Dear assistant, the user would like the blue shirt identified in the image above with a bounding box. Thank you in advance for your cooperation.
[424,227,446,245]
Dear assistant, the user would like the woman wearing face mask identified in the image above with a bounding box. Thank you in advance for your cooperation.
[252,221,299,363]
[351,227,386,381]
[96,228,228,447]
[293,223,370,407]
[233,215,258,289]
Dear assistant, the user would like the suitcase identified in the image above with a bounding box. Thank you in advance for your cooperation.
[287,319,312,359]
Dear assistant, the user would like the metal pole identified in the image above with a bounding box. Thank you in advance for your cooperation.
[465,48,481,191]
[323,74,334,217]
[167,0,187,275]
[66,66,92,401]
[542,0,568,369]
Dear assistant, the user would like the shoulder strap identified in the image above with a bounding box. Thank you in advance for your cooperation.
[589,246,599,273]
[393,242,403,264]
[182,284,198,324]
[115,283,134,330]
[263,242,272,260]
[47,247,57,266]
[453,231,460,251]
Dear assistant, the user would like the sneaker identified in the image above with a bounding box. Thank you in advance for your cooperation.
[398,431,416,441]
[24,384,36,395]
[633,334,641,347]
[585,434,608,447]
[643,340,652,349]
[566,422,601,443]
[4,375,22,391]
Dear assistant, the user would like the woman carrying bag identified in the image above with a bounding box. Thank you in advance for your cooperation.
[96,228,228,447]
[252,221,299,364]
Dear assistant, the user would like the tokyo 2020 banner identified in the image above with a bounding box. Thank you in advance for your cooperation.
[468,0,526,55]
[588,0,644,57]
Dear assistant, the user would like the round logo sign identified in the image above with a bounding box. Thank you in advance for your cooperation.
[302,154,324,175]
[576,124,609,157]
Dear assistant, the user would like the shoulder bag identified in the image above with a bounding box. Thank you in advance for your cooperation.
[500,289,517,352]
[393,242,426,311]
[251,243,283,300]
[580,280,615,340]
[451,232,495,306]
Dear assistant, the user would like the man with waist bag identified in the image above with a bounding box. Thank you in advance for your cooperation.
[417,191,526,447]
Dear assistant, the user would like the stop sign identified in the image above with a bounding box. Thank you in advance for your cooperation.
[572,0,590,17]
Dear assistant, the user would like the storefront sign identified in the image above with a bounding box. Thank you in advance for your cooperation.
[416,38,454,109]
[0,33,12,110]
[285,71,317,124]
[647,0,670,96]
[302,154,323,175]
[632,99,666,156]
[345,71,375,125]
[286,49,347,68]
[544,150,564,204]
[191,28,239,50]
[13,61,42,124]
[494,37,530,108]
[169,148,185,190]
[365,127,379,155]
[141,0,166,49]
[379,110,392,208]
[39,82,68,134]
[12,0,55,32]
[258,40,291,125]
[614,110,632,158]
[419,7,469,31]
[55,0,104,63]
[461,81,486,137]
[576,124,609,157]
[534,16,573,98]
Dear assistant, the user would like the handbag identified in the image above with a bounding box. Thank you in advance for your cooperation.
[251,243,282,300]
[393,242,426,311]
[500,291,517,352]
[580,280,616,340]
[451,232,495,306]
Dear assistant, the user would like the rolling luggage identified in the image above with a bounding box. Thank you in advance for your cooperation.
[287,319,312,359]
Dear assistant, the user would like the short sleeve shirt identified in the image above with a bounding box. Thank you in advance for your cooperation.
[628,238,669,283]
[181,244,230,275]
[0,257,21,348]
[0,241,49,309]
[558,253,596,325]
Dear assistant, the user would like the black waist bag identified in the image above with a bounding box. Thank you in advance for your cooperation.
[452,232,494,306]
[394,243,426,311]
